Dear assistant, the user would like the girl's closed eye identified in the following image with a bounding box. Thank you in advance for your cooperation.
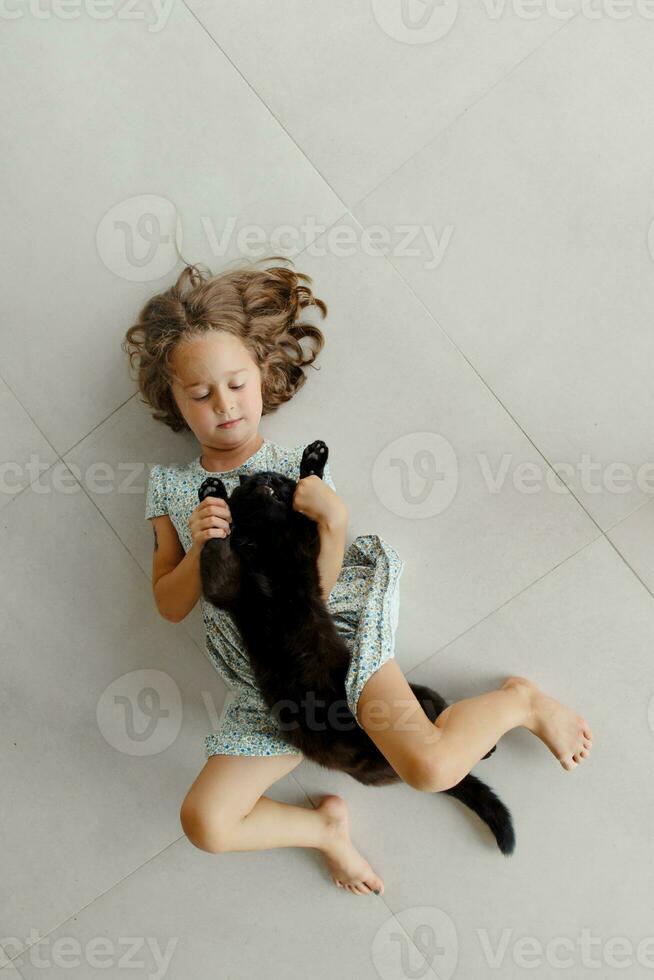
[193,384,244,401]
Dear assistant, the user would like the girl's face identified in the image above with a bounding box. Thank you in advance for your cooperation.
[170,332,264,449]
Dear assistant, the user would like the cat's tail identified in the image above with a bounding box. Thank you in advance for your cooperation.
[444,773,516,855]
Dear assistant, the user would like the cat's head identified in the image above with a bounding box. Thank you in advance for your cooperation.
[229,470,298,540]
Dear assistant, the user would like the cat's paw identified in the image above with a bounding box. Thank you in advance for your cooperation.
[300,440,329,480]
[198,477,228,504]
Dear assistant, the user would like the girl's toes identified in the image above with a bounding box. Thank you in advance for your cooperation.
[583,739,592,750]
[561,756,578,771]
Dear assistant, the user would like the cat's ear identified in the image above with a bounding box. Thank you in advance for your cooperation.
[238,474,248,486]
[199,539,242,610]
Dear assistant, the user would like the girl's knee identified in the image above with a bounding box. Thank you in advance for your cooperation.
[180,795,229,853]
[412,753,465,793]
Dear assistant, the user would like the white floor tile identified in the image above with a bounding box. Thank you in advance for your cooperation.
[607,498,654,595]
[0,376,58,514]
[356,15,654,528]
[187,0,580,205]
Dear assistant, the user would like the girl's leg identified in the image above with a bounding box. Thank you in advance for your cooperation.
[431,676,592,779]
[180,752,385,896]
[180,752,321,852]
[356,662,594,792]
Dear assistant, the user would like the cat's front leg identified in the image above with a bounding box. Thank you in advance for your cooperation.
[300,440,328,480]
[197,478,241,609]
[198,476,228,504]
[199,538,242,610]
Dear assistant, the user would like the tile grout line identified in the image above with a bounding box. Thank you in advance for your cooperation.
[180,0,578,221]
[1,836,186,967]
[60,391,139,459]
[603,494,654,534]
[403,529,605,680]
[601,534,654,602]
[350,218,654,612]
[350,12,583,215]
[0,391,140,513]
[288,772,429,946]
[180,0,350,212]
[289,771,455,978]
[349,210,605,535]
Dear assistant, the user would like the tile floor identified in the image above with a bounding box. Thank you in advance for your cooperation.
[2,2,653,978]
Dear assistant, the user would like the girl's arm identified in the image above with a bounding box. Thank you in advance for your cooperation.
[154,544,203,623]
[316,507,348,603]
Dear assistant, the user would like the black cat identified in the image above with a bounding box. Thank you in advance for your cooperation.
[197,440,515,855]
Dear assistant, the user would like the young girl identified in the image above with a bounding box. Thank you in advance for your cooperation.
[123,258,593,898]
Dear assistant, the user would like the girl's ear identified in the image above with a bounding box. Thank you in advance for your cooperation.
[199,539,242,610]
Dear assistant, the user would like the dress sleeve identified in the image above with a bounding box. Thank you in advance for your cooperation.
[323,459,337,493]
[145,464,168,520]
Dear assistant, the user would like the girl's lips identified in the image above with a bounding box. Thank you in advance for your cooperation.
[218,418,242,428]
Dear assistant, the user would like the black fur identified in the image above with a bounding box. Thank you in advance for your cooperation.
[198,440,515,855]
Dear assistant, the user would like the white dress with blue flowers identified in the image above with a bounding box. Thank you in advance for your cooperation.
[145,440,404,759]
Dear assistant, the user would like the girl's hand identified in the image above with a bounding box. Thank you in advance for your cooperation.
[189,497,232,553]
[293,475,347,528]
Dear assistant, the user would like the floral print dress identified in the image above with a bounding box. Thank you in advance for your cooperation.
[145,439,404,758]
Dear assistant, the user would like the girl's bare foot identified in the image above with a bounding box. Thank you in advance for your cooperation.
[502,675,593,771]
[317,795,384,896]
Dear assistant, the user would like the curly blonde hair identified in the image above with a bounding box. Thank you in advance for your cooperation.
[122,256,328,433]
